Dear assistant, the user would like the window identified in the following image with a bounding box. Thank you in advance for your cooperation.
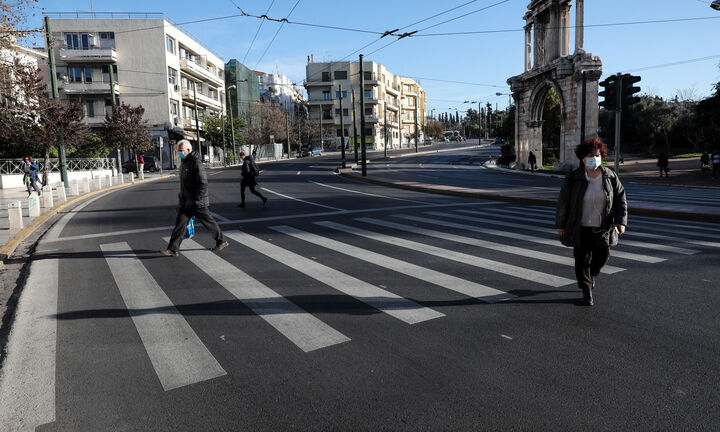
[68,67,83,83]
[364,71,373,80]
[335,90,347,99]
[85,101,95,117]
[321,72,331,82]
[364,107,373,115]
[65,33,79,49]
[168,67,178,85]
[170,100,179,116]
[364,128,373,136]
[101,65,118,82]
[322,91,331,100]
[166,35,175,54]
[335,108,348,117]
[82,67,92,83]
[336,129,348,137]
[99,32,114,40]
[364,89,372,99]
[334,70,347,80]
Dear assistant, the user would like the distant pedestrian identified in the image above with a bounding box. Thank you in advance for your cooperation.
[528,151,537,173]
[700,151,711,176]
[136,153,145,173]
[161,140,228,256]
[238,151,267,208]
[556,139,627,306]
[712,150,720,178]
[22,156,42,196]
[657,152,669,177]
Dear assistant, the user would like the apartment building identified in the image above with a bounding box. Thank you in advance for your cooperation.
[303,58,426,150]
[225,59,259,123]
[257,70,304,111]
[46,12,226,166]
[0,41,47,106]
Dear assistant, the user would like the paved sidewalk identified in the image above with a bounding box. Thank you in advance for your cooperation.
[0,170,174,263]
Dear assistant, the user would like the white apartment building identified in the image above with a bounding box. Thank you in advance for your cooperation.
[0,41,47,106]
[46,12,226,166]
[304,58,426,150]
[257,71,304,111]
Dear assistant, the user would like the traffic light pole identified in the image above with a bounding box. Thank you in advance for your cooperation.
[614,73,623,175]
[359,54,367,177]
[339,84,346,168]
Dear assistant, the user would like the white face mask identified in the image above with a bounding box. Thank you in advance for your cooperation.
[585,156,602,170]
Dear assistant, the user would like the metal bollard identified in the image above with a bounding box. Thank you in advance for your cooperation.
[42,186,54,208]
[28,192,40,217]
[70,179,79,196]
[130,172,135,184]
[7,201,23,229]
[55,183,67,204]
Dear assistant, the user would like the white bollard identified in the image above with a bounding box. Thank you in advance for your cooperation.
[42,186,54,208]
[138,168,145,180]
[7,201,23,229]
[28,193,40,217]
[119,173,124,184]
[70,179,79,196]
[130,172,135,184]
[55,183,67,204]
[94,177,102,190]
[107,175,113,187]
[84,177,91,194]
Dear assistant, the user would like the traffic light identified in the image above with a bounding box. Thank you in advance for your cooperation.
[621,74,641,108]
[598,75,617,110]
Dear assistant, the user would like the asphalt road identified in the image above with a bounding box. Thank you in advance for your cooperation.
[1,147,719,431]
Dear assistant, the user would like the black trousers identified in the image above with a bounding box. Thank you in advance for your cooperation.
[26,178,41,194]
[573,227,611,293]
[241,178,266,204]
[166,206,223,252]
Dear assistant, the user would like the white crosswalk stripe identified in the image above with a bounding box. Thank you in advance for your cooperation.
[223,230,444,324]
[372,215,624,274]
[165,238,350,352]
[270,225,515,303]
[482,207,720,248]
[454,209,700,255]
[315,221,575,287]
[100,242,226,391]
[420,211,665,263]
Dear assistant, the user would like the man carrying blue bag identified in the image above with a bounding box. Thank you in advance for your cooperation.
[160,140,228,256]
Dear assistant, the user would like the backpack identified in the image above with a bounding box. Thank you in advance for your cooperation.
[251,160,260,177]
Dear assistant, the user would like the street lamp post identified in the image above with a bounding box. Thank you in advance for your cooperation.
[226,84,237,164]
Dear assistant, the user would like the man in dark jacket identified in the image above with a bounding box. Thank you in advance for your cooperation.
[161,140,228,256]
[528,151,537,173]
[238,151,267,208]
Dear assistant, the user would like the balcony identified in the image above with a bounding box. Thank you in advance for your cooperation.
[182,118,205,129]
[385,101,399,110]
[364,96,379,104]
[181,88,222,108]
[362,72,379,84]
[385,84,400,95]
[307,97,335,105]
[81,116,106,126]
[303,77,333,87]
[61,80,118,95]
[364,115,379,123]
[179,58,224,86]
[58,47,117,63]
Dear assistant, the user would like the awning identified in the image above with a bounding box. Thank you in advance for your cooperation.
[183,131,206,142]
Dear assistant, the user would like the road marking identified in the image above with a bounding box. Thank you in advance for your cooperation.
[501,334,513,340]
[168,238,350,352]
[0,258,58,431]
[224,231,443,324]
[270,225,514,303]
[372,215,624,274]
[316,221,575,288]
[100,242,226,391]
[454,209,700,255]
[420,211,665,264]
[260,186,345,211]
[308,180,431,204]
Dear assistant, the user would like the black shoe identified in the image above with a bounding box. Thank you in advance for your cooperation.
[262,197,268,207]
[160,249,179,257]
[212,241,229,251]
[581,297,594,306]
[237,203,245,208]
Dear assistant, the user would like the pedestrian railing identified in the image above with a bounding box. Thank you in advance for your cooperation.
[0,158,116,175]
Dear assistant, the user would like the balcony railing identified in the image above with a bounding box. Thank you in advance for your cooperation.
[307,97,335,104]
[180,88,221,107]
[180,58,224,85]
[58,47,117,63]
[182,118,205,129]
[61,80,116,94]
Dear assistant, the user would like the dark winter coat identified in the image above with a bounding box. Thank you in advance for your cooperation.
[528,152,537,165]
[657,155,669,168]
[240,156,258,185]
[23,162,40,181]
[555,166,628,248]
[178,150,209,209]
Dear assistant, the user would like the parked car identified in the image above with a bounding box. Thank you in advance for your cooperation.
[122,155,159,173]
[308,147,323,157]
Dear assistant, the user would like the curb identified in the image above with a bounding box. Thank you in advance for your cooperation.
[0,174,173,265]
[339,172,720,224]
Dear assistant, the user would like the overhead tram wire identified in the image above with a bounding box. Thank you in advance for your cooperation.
[623,53,720,73]
[242,0,277,64]
[253,0,302,70]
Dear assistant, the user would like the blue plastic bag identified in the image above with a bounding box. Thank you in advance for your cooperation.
[184,216,195,239]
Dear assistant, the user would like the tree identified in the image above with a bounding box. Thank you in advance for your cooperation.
[246,102,287,145]
[102,103,151,161]
[69,133,108,158]
[202,113,246,150]
[541,89,561,164]
[424,119,444,138]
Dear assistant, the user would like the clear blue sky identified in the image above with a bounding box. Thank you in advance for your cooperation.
[26,0,720,115]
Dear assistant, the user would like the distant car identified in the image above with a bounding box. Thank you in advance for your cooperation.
[309,147,323,157]
[712,0,720,10]
[494,138,506,145]
[122,156,159,173]
[438,136,449,142]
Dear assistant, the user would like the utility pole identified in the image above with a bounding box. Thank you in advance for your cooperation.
[192,80,202,161]
[478,102,482,142]
[414,100,418,153]
[227,89,237,164]
[319,106,323,150]
[359,54,367,176]
[384,100,388,158]
[339,84,346,168]
[284,102,290,159]
[614,73,623,175]
[45,16,69,188]
[108,63,121,171]
[352,89,359,163]
[486,103,491,139]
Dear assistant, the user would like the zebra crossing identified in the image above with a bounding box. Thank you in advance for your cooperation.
[94,204,719,391]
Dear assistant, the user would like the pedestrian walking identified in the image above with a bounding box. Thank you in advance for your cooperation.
[712,150,720,178]
[528,151,537,173]
[22,156,42,196]
[238,151,267,208]
[701,151,711,176]
[160,140,228,256]
[656,152,669,177]
[556,138,628,306]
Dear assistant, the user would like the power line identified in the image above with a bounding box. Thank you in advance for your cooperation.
[416,0,510,33]
[253,0,302,69]
[622,54,720,73]
[409,76,506,88]
[242,0,277,64]
[398,0,481,30]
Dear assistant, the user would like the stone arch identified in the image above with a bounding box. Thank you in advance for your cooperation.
[529,79,566,166]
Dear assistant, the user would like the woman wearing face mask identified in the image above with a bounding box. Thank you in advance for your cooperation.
[556,139,627,306]
[22,156,42,196]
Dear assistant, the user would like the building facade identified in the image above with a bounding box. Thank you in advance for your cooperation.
[0,42,47,107]
[225,59,259,124]
[304,59,425,150]
[45,12,226,167]
[257,71,304,112]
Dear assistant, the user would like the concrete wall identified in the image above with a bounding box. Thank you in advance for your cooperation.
[0,169,114,189]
